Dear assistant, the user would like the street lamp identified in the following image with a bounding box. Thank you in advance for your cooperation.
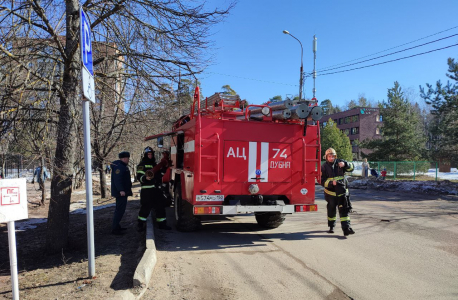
[283,30,303,100]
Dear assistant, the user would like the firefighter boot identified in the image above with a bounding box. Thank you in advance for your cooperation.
[327,226,334,234]
[157,221,172,230]
[343,227,355,236]
[137,220,146,232]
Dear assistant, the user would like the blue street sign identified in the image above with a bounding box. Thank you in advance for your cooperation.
[80,8,95,103]
[256,169,261,176]
[80,9,93,76]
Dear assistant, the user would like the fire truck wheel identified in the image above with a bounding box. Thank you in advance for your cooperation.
[174,186,201,232]
[254,212,286,229]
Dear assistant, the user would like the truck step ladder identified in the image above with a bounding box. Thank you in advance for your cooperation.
[199,134,220,182]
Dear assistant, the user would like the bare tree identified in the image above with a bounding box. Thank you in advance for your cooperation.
[0,0,233,253]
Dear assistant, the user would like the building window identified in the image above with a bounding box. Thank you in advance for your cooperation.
[344,129,350,135]
[376,127,380,134]
[351,127,359,135]
[339,118,343,125]
[352,115,359,122]
[345,116,351,124]
[376,114,383,122]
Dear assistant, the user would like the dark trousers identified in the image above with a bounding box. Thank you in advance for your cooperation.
[138,187,166,222]
[325,194,350,229]
[112,196,128,230]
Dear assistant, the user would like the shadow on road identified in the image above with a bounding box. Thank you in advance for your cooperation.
[155,210,347,253]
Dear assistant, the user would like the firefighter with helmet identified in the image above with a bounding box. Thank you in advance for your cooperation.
[136,146,171,231]
[321,148,355,236]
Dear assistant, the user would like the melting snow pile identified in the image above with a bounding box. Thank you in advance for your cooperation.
[14,201,115,231]
[349,178,458,195]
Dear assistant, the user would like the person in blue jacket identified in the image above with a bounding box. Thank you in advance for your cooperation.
[33,166,50,190]
[111,151,133,235]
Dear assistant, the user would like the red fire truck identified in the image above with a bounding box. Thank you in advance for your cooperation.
[145,87,323,231]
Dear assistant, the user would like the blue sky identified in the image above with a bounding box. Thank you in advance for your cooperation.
[198,0,458,108]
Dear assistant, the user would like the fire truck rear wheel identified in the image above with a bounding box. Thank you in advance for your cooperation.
[254,212,286,228]
[174,186,201,232]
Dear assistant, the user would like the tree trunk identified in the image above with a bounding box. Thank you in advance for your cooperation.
[46,0,80,254]
[100,168,107,199]
[40,156,46,206]
[96,158,107,199]
[1,153,4,179]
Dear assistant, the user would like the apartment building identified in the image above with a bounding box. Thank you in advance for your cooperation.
[319,107,383,159]
[3,37,123,115]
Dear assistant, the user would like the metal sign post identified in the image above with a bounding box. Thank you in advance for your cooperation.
[7,221,19,300]
[1,178,28,300]
[80,7,95,277]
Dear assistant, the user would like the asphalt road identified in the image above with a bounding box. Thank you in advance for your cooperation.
[145,187,458,300]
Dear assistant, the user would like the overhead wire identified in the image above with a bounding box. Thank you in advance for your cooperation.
[202,28,458,85]
[316,25,458,71]
[313,33,458,74]
[315,43,458,77]
[202,71,298,87]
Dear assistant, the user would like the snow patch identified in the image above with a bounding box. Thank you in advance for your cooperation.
[14,201,115,231]
[14,218,47,231]
[350,178,458,196]
[424,168,458,180]
[71,203,115,215]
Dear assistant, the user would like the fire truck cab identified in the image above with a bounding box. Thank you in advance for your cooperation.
[145,87,323,231]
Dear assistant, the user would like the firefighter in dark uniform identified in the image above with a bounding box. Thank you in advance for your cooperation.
[136,147,171,231]
[111,151,133,235]
[321,148,356,236]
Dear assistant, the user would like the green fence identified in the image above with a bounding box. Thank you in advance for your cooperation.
[321,161,441,181]
[356,161,438,181]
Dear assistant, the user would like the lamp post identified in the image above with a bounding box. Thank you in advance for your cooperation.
[283,30,303,100]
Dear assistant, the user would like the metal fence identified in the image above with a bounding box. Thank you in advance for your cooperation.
[349,161,440,181]
[0,154,43,180]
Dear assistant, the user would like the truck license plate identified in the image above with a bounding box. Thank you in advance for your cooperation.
[196,195,224,202]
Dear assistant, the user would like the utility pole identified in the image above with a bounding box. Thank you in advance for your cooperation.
[283,30,304,100]
[178,69,182,116]
[313,35,317,99]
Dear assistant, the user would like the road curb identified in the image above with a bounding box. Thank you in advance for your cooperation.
[133,214,157,287]
[114,215,157,300]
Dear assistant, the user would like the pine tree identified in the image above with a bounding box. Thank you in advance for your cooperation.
[338,130,353,161]
[270,95,282,102]
[221,85,237,95]
[420,58,458,163]
[362,82,426,160]
[320,118,353,161]
[358,94,369,107]
[320,99,333,115]
[347,99,357,110]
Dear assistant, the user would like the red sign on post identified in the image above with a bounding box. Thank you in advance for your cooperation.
[0,178,28,223]
[1,187,20,206]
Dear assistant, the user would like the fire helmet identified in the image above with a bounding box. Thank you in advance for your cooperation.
[144,146,153,154]
[323,148,337,159]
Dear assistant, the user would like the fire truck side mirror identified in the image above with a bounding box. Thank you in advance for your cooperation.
[157,136,164,148]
